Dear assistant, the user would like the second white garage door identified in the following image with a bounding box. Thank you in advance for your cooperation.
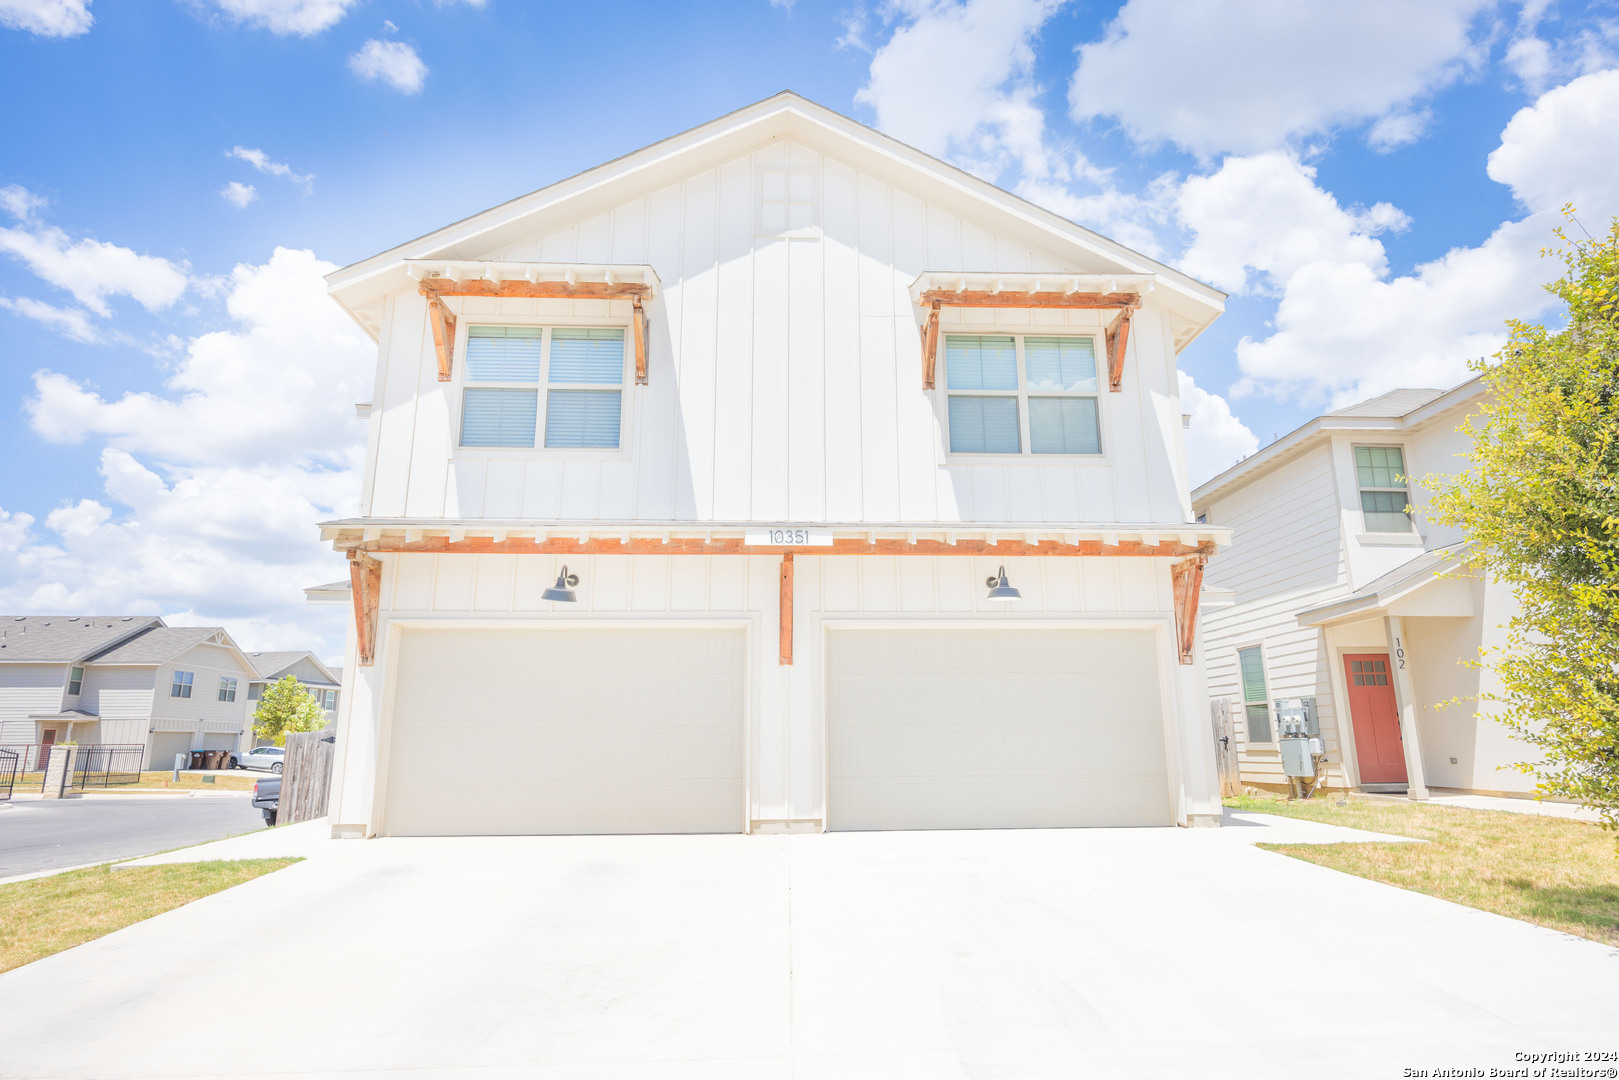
[827,628,1172,830]
[384,627,745,836]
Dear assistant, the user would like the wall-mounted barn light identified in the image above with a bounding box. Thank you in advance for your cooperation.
[542,566,580,603]
[985,565,1022,602]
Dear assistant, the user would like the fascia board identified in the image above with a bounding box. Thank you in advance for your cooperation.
[1193,414,1437,509]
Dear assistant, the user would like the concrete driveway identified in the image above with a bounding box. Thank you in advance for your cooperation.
[0,819,1615,1078]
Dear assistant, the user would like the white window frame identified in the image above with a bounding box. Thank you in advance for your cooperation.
[1352,443,1414,534]
[453,317,634,458]
[218,676,238,703]
[170,670,194,699]
[67,666,83,696]
[1235,644,1274,747]
[938,330,1107,461]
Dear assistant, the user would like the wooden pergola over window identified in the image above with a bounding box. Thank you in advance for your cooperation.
[910,272,1155,393]
[406,261,660,385]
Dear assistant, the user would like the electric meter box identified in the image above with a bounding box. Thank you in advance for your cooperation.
[1280,737,1316,778]
[1273,696,1319,738]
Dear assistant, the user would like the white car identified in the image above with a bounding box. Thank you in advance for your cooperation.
[231,746,284,773]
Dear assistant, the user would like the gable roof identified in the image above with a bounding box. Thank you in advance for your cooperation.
[245,650,340,686]
[0,616,164,663]
[327,91,1225,345]
[1295,542,1472,626]
[87,625,240,666]
[1192,376,1486,509]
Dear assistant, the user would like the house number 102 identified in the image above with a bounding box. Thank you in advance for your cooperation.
[1394,638,1406,669]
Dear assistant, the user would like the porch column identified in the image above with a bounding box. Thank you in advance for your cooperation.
[1382,615,1430,800]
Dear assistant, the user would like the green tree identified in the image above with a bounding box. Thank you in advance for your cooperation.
[252,674,327,747]
[1427,212,1619,832]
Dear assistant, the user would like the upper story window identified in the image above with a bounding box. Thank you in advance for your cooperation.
[757,167,817,232]
[1237,646,1272,744]
[459,325,625,450]
[218,676,238,703]
[171,670,194,699]
[247,683,262,701]
[67,666,83,696]
[944,334,1101,456]
[1355,445,1412,533]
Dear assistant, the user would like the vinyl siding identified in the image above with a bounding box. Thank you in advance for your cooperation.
[0,664,68,723]
[150,644,255,730]
[78,664,156,720]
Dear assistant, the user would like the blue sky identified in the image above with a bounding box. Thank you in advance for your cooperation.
[1,0,1616,658]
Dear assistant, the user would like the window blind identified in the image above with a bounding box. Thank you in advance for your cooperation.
[1024,336,1098,391]
[948,396,1020,454]
[461,388,538,447]
[944,335,1017,390]
[549,327,625,384]
[545,389,622,448]
[1238,647,1267,703]
[1028,397,1101,454]
[465,326,543,382]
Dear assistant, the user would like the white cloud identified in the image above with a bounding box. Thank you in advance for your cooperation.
[1177,152,1409,295]
[1366,108,1432,152]
[1069,0,1492,155]
[0,184,47,220]
[226,146,313,192]
[4,248,374,658]
[0,295,100,342]
[1187,69,1619,408]
[221,181,258,209]
[0,188,189,316]
[348,39,427,94]
[1179,372,1259,484]
[208,0,357,36]
[0,0,92,37]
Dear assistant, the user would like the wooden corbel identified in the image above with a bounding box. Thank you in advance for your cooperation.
[1105,309,1132,392]
[632,295,649,385]
[1171,555,1207,665]
[347,550,383,667]
[779,553,794,665]
[919,301,941,389]
[422,290,458,382]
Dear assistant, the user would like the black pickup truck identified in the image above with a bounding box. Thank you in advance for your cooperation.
[252,776,280,827]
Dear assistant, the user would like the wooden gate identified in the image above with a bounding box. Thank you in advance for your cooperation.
[1209,697,1241,799]
[279,728,336,826]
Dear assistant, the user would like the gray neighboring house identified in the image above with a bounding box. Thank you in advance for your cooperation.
[0,616,260,768]
[245,651,342,728]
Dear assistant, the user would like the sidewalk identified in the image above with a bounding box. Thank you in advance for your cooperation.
[1363,790,1603,822]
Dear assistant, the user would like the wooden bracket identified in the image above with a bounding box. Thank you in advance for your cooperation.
[919,301,941,390]
[348,550,383,667]
[779,553,794,666]
[422,291,457,383]
[1105,310,1132,393]
[1171,555,1207,665]
[632,295,649,385]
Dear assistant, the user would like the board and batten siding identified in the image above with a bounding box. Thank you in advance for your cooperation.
[362,140,1191,528]
[330,551,1190,833]
[1201,444,1353,788]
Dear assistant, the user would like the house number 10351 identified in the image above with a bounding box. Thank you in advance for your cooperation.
[744,529,834,547]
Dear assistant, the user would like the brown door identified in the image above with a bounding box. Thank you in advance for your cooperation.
[38,728,56,771]
[1343,654,1407,784]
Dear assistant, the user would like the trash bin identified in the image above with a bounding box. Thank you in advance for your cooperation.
[188,750,207,770]
[207,750,227,770]
[199,750,217,770]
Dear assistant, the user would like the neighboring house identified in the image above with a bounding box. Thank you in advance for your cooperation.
[317,92,1232,839]
[1193,378,1529,799]
[244,651,343,727]
[0,617,260,768]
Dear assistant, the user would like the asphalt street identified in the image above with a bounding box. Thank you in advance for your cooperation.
[0,796,265,878]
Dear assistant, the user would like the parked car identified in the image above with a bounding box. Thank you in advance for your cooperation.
[252,775,281,827]
[231,746,284,773]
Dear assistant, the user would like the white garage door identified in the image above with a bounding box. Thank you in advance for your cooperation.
[148,732,193,771]
[384,627,745,836]
[827,628,1172,830]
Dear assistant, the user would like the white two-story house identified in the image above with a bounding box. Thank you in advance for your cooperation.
[318,92,1232,838]
[1194,378,1533,799]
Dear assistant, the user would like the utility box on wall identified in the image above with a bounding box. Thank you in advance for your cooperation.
[1273,697,1318,738]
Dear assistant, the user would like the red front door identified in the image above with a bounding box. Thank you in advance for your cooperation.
[1343,654,1407,785]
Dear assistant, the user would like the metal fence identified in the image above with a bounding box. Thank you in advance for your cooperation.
[0,748,17,801]
[0,743,145,793]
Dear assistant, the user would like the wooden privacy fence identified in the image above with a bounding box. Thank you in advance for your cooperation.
[1210,697,1241,799]
[279,728,336,826]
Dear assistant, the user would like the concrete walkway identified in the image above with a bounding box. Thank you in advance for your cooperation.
[1,815,1614,1078]
[1423,790,1605,821]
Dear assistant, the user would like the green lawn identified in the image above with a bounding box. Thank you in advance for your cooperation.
[0,860,299,974]
[1229,793,1619,948]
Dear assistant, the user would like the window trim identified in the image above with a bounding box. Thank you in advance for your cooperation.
[67,666,83,696]
[1352,443,1415,534]
[1235,643,1275,747]
[218,675,238,703]
[937,329,1107,461]
[170,670,194,700]
[452,316,635,458]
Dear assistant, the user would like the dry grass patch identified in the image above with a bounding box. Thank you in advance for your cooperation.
[126,771,261,791]
[1227,793,1619,948]
[0,860,298,974]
